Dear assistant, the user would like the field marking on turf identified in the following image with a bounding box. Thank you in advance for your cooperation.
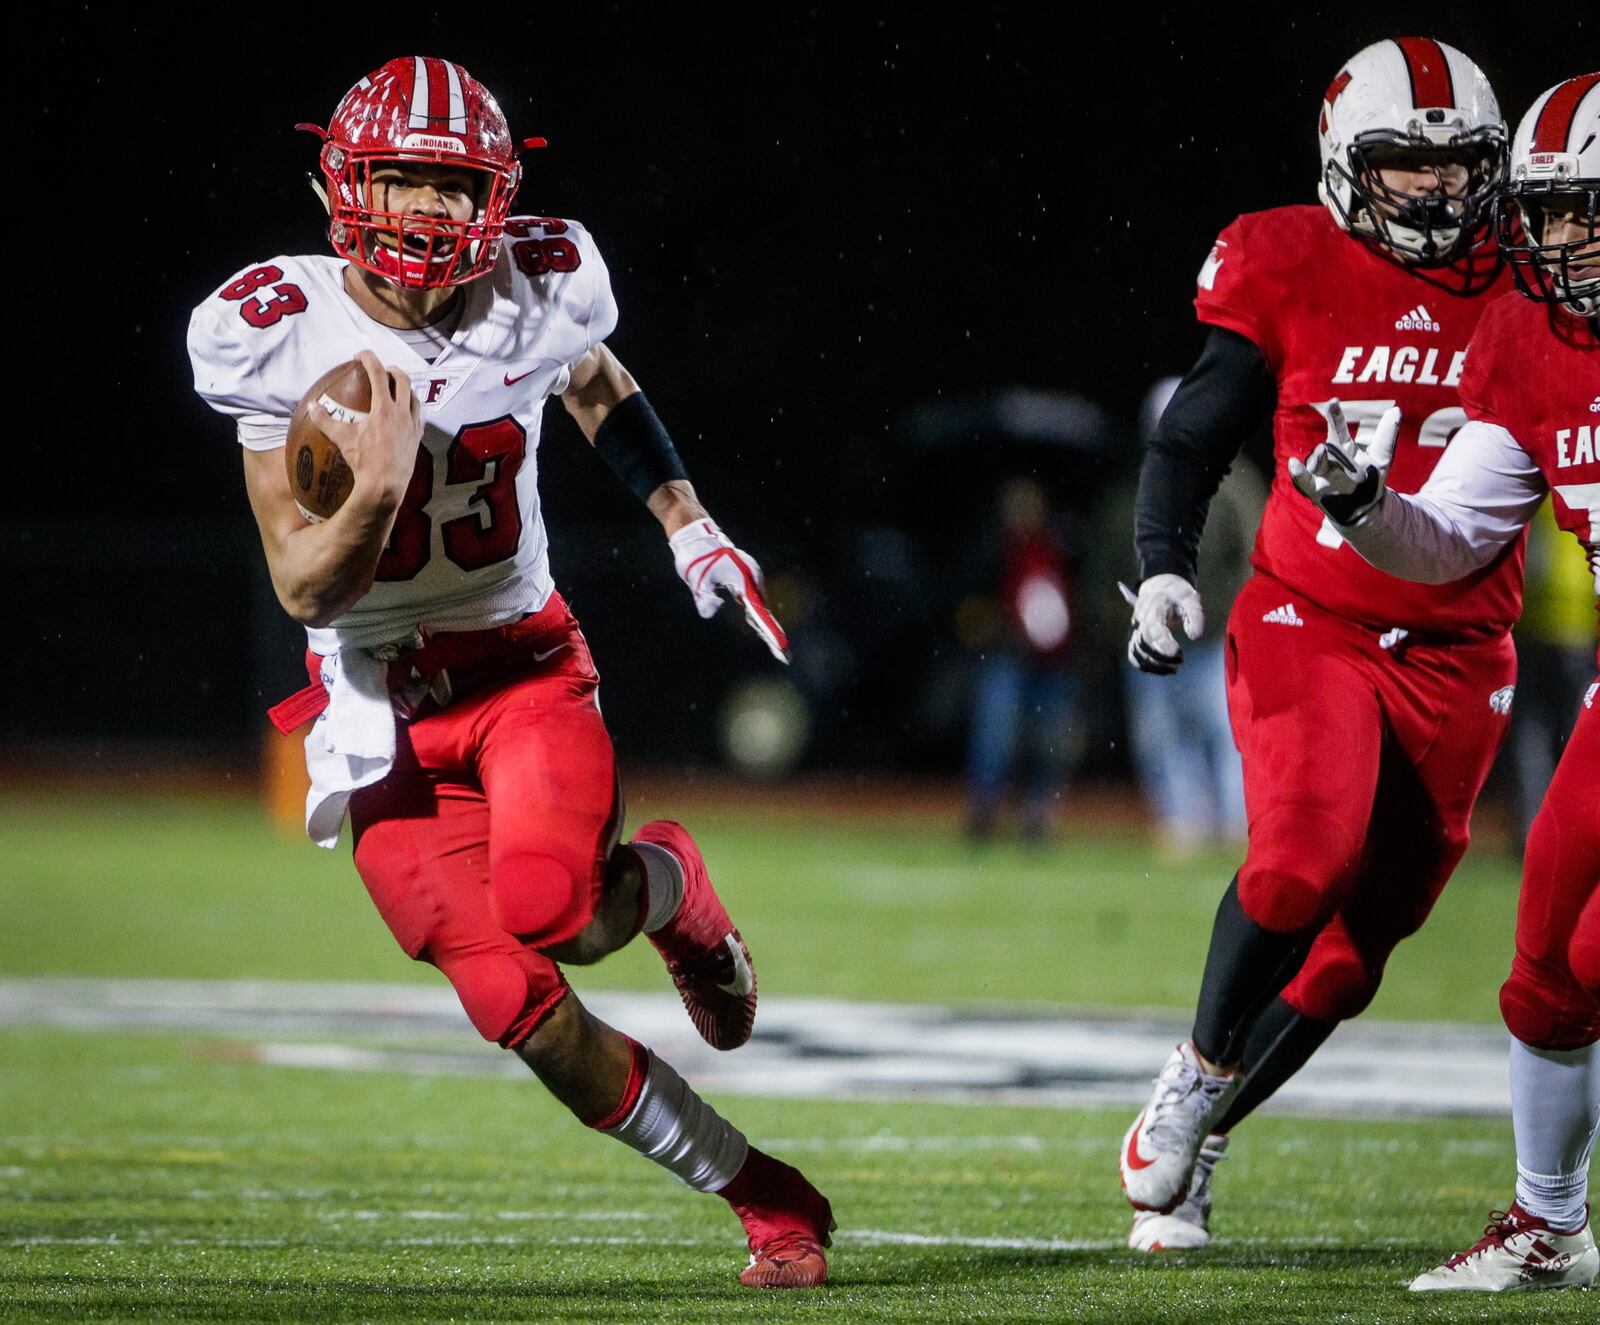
[0,976,1513,1118]
[853,1230,1123,1252]
[6,1230,1403,1254]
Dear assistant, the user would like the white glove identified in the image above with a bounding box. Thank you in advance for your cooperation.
[1288,398,1400,528]
[1119,575,1205,675]
[669,518,790,663]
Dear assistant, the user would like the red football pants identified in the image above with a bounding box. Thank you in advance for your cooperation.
[1501,682,1600,1049]
[1225,573,1515,1022]
[347,594,622,1049]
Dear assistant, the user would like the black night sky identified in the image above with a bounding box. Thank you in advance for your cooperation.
[10,3,1593,764]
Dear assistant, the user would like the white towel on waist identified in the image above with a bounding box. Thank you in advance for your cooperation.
[304,649,396,848]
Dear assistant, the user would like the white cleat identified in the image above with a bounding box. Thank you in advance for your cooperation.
[1129,1133,1228,1251]
[1409,1204,1599,1293]
[1120,1043,1242,1213]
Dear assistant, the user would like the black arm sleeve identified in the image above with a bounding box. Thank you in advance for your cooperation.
[591,391,691,504]
[1134,326,1277,583]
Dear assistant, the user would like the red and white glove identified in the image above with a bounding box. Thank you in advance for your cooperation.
[669,518,790,663]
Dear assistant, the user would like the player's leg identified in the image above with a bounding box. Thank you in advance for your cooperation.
[1215,706,1495,1136]
[1414,696,1600,1292]
[1140,641,1512,1252]
[474,645,758,1049]
[350,763,831,1289]
[1120,579,1383,1214]
[1191,615,1384,1069]
[514,991,834,1288]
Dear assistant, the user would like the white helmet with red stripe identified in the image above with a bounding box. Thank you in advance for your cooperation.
[299,56,545,289]
[1317,37,1506,266]
[1498,72,1600,316]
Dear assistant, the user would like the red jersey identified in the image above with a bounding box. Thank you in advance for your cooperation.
[1195,204,1522,638]
[1459,294,1600,554]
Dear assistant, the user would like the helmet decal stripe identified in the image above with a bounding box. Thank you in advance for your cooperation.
[1395,37,1455,109]
[444,61,467,133]
[422,57,451,128]
[1533,72,1600,154]
[408,56,431,129]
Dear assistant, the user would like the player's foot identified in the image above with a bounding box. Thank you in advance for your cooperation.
[634,820,757,1050]
[1409,1203,1598,1292]
[1128,1132,1227,1251]
[1120,1042,1242,1213]
[722,1147,835,1289]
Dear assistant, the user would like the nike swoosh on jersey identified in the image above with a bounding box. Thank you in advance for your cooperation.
[503,367,540,386]
[1124,1112,1159,1170]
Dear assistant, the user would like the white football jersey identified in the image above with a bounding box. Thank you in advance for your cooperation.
[187,216,617,654]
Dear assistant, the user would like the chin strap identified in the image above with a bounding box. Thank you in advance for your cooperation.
[306,174,331,216]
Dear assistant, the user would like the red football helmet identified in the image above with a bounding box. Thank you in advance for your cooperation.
[1497,71,1600,316]
[299,57,544,289]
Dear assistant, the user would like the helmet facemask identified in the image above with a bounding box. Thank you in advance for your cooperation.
[324,147,518,290]
[1498,184,1600,317]
[1326,128,1506,266]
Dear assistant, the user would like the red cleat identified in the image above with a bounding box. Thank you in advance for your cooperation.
[722,1148,835,1290]
[634,820,757,1050]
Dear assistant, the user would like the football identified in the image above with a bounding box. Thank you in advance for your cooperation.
[285,359,370,521]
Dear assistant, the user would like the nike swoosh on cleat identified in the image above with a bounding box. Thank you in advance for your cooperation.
[717,934,755,996]
[1124,1111,1158,1171]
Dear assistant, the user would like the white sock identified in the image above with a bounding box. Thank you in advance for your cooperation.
[1511,1037,1600,1232]
[601,1049,748,1191]
[632,841,685,933]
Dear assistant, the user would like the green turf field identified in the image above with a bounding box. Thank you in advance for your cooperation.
[0,1030,1581,1323]
[0,790,1560,1321]
[0,790,1523,1021]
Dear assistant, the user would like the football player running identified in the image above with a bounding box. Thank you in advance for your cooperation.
[1293,71,1600,1293]
[187,57,831,1289]
[1120,38,1519,1251]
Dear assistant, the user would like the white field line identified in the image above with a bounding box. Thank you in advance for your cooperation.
[5,1229,1408,1253]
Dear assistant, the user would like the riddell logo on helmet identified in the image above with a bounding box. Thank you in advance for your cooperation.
[1394,305,1441,333]
[401,133,465,152]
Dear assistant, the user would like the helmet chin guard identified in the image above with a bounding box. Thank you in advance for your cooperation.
[1317,37,1506,269]
[299,57,544,290]
[1497,72,1600,318]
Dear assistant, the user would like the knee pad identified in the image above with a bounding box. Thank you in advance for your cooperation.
[436,949,568,1048]
[1238,865,1340,935]
[489,851,597,947]
[1500,962,1600,1052]
[1238,810,1360,933]
[1283,952,1381,1023]
[1569,926,1600,999]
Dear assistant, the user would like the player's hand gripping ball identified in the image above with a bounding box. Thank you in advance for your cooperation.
[286,360,372,522]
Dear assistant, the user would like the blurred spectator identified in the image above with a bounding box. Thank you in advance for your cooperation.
[1124,379,1264,856]
[964,478,1079,841]
[1508,499,1597,845]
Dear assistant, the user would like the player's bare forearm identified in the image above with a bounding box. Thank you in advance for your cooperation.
[647,479,709,536]
[242,448,402,627]
[562,343,640,439]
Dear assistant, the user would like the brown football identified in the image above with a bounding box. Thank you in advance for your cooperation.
[285,360,371,521]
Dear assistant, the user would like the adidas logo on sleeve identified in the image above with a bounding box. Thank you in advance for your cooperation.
[1589,396,1600,413]
[1262,603,1305,626]
[1394,305,1441,332]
